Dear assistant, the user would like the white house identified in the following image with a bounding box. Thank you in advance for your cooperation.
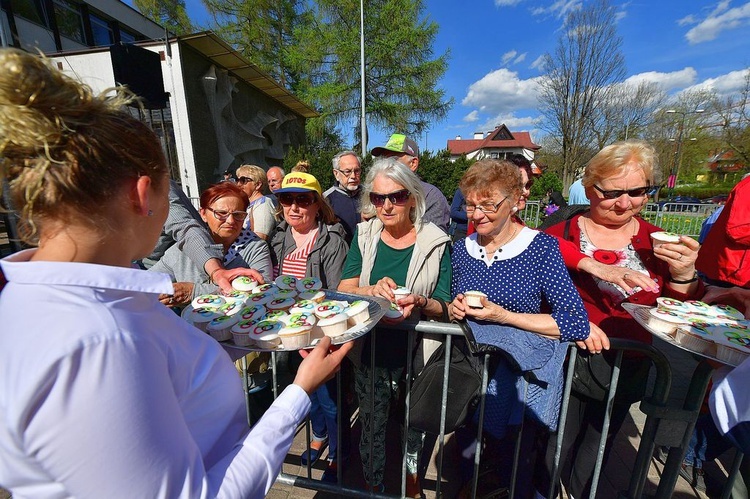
[447,124,542,174]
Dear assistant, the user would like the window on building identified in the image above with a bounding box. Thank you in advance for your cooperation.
[119,30,136,44]
[490,152,500,159]
[90,14,114,46]
[53,0,85,43]
[10,0,47,26]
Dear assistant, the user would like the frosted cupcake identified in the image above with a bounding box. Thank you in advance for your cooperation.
[252,283,278,295]
[675,328,717,356]
[230,319,257,346]
[231,276,258,292]
[263,309,289,323]
[465,291,488,309]
[191,294,226,310]
[237,304,266,323]
[393,286,411,303]
[345,300,371,326]
[318,313,349,338]
[683,300,713,316]
[655,297,688,314]
[296,276,322,293]
[217,300,244,317]
[274,288,298,300]
[647,308,688,336]
[267,297,295,311]
[298,290,327,303]
[384,302,404,319]
[206,314,239,341]
[275,275,298,290]
[285,312,317,327]
[222,290,251,306]
[714,304,745,320]
[290,299,318,314]
[251,320,284,349]
[315,301,345,319]
[246,292,275,306]
[189,307,222,332]
[278,324,313,349]
[650,231,681,248]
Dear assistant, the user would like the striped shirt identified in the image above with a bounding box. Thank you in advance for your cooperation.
[274,229,319,279]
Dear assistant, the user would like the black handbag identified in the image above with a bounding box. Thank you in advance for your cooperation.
[571,349,651,403]
[409,321,483,434]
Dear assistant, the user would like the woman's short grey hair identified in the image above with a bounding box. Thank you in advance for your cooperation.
[332,150,361,170]
[360,157,426,227]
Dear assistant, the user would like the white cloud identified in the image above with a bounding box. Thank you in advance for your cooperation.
[681,69,750,99]
[462,68,541,114]
[463,110,480,122]
[495,0,523,5]
[623,68,698,92]
[514,53,527,64]
[530,55,546,70]
[531,0,582,19]
[502,50,518,65]
[677,14,696,26]
[683,1,750,44]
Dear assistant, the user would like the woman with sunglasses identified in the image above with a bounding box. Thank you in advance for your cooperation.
[149,182,273,306]
[0,48,351,498]
[544,140,703,498]
[268,172,350,480]
[338,158,452,496]
[449,159,589,498]
[235,164,277,241]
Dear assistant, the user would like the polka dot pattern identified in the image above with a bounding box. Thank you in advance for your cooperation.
[451,231,589,341]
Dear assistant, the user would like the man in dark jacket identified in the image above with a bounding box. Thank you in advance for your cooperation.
[324,150,362,243]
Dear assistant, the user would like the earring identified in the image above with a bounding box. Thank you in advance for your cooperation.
[147,210,154,217]
[511,207,518,213]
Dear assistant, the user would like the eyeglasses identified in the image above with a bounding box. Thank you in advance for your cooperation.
[278,192,316,207]
[336,168,362,177]
[369,189,411,207]
[237,177,255,185]
[206,207,248,221]
[466,196,509,215]
[593,184,650,200]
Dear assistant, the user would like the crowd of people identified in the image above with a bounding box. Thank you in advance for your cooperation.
[1,48,748,499]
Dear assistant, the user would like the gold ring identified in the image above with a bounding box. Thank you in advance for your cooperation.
[623,273,630,280]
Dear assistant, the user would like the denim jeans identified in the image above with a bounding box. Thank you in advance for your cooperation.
[684,413,732,468]
[309,382,338,461]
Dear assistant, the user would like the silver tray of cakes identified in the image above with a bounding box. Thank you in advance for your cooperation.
[622,299,750,367]
[180,275,389,351]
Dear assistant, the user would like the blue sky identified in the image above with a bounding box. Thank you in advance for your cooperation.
[177,0,750,153]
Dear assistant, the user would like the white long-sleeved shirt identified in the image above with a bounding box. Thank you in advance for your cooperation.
[710,359,750,454]
[0,249,310,498]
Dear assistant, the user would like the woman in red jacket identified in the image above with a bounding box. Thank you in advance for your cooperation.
[545,140,704,498]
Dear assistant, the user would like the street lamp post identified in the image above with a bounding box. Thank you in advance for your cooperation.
[666,108,704,196]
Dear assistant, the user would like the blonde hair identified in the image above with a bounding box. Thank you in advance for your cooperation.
[583,140,658,188]
[460,159,522,201]
[0,48,167,244]
[292,160,311,173]
[235,164,266,186]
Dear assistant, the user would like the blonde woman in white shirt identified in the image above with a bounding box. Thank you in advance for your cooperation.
[0,48,350,499]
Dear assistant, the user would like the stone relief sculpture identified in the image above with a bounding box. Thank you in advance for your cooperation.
[201,65,299,174]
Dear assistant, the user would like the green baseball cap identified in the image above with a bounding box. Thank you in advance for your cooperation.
[371,133,419,157]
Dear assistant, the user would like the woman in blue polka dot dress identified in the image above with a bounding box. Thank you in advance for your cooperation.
[450,159,589,497]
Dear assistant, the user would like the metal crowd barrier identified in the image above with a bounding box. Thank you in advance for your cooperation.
[237,319,728,498]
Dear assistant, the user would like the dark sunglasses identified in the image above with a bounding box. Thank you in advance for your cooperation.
[278,192,316,207]
[369,189,411,207]
[237,176,255,185]
[593,184,650,200]
[524,179,534,190]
